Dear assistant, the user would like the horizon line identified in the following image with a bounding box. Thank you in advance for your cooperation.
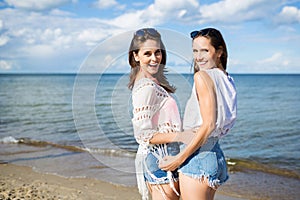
[0,72,300,76]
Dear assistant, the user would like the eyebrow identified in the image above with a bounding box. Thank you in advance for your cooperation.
[192,47,209,51]
[142,49,161,53]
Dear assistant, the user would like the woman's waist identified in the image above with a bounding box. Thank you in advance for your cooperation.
[180,137,219,153]
[183,125,226,138]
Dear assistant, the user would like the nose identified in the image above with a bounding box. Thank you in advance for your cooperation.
[150,53,158,61]
[194,52,203,62]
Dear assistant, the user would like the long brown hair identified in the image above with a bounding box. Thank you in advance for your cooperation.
[128,28,175,93]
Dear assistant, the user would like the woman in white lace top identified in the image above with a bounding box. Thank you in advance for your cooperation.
[160,28,237,200]
[128,28,182,200]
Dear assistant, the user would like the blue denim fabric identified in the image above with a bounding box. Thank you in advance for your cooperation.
[178,137,228,187]
[144,142,180,184]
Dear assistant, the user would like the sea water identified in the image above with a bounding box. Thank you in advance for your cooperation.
[0,73,299,197]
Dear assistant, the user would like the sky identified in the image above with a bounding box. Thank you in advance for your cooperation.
[0,0,300,74]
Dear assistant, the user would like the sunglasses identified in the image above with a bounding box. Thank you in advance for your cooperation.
[134,28,160,37]
[190,28,217,39]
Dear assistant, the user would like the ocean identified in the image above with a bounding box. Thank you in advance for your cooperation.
[0,73,299,199]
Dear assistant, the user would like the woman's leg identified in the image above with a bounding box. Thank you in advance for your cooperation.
[179,173,216,200]
[147,182,180,200]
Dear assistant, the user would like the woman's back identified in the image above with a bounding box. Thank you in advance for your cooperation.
[183,68,237,138]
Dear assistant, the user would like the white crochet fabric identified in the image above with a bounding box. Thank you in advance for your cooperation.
[131,78,181,200]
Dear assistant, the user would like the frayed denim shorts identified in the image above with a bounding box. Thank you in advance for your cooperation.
[144,142,180,184]
[178,137,228,188]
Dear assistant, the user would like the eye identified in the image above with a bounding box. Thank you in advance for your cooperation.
[144,51,151,56]
[201,49,209,53]
[192,49,198,53]
[155,49,162,56]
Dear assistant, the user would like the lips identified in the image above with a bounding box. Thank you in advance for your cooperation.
[149,63,159,67]
[198,61,207,65]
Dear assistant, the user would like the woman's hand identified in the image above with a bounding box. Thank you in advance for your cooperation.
[159,129,196,171]
[159,155,183,171]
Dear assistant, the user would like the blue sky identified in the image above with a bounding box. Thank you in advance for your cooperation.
[0,0,300,74]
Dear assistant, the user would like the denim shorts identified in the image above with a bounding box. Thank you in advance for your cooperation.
[178,137,228,188]
[144,142,180,184]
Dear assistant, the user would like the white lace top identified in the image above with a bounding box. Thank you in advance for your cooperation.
[183,68,237,137]
[131,78,181,199]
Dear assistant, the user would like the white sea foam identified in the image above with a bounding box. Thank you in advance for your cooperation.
[0,136,19,144]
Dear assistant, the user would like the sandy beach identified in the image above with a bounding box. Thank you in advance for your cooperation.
[0,163,141,200]
[0,163,246,200]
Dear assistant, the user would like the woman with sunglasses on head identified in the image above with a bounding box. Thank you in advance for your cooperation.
[160,28,237,200]
[128,28,183,200]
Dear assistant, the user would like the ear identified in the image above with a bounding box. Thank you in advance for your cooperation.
[217,47,223,58]
[133,52,140,62]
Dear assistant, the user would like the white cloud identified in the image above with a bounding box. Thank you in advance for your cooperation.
[29,45,55,57]
[144,0,200,23]
[106,0,200,28]
[93,0,124,10]
[104,0,287,28]
[258,52,290,66]
[260,52,282,62]
[199,0,278,24]
[1,8,114,47]
[107,11,145,29]
[275,6,300,25]
[37,28,72,49]
[49,9,75,17]
[0,60,12,70]
[0,7,120,72]
[0,20,10,46]
[0,19,3,30]
[0,35,10,46]
[77,29,107,46]
[4,0,75,11]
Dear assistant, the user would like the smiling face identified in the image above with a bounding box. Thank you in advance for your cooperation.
[133,39,162,77]
[192,36,222,71]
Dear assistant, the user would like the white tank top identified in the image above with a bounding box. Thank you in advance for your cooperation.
[183,68,237,138]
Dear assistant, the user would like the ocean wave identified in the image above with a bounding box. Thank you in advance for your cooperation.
[0,136,19,144]
[85,147,135,158]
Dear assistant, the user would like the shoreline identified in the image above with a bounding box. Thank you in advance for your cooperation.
[0,163,246,200]
[1,142,299,200]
